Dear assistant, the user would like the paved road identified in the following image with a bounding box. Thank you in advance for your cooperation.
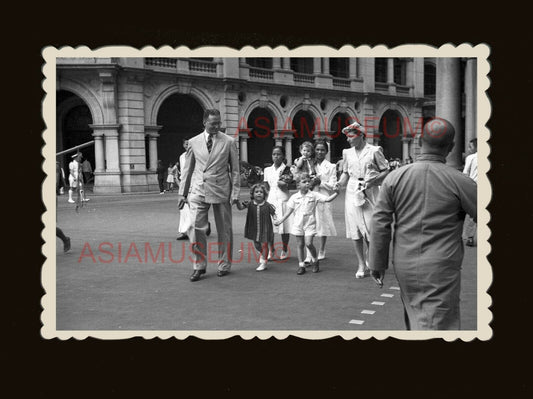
[53,189,477,332]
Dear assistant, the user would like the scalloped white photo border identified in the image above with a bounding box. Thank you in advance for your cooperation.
[41,44,491,341]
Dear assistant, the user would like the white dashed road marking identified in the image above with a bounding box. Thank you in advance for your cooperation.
[371,301,385,306]
[361,310,376,315]
[381,293,394,298]
[349,319,365,325]
[390,286,400,290]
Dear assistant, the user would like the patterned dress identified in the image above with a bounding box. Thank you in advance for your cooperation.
[244,200,276,243]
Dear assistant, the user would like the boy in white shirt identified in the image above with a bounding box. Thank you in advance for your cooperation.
[275,172,338,275]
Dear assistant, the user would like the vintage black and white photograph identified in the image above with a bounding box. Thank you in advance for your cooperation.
[42,45,491,339]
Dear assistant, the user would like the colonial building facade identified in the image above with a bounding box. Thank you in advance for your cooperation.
[56,57,476,193]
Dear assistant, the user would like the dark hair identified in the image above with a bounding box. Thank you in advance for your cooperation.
[249,183,269,199]
[272,145,285,156]
[314,139,329,153]
[203,109,221,122]
[470,138,477,145]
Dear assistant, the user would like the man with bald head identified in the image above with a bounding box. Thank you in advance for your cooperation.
[368,118,477,330]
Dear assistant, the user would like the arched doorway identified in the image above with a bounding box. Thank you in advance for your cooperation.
[329,112,351,163]
[247,108,275,168]
[156,94,204,168]
[57,90,95,185]
[292,110,315,161]
[379,109,403,161]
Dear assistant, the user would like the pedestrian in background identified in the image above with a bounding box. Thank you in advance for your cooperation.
[81,157,93,184]
[463,138,478,246]
[176,139,210,240]
[56,161,70,252]
[157,160,166,194]
[56,161,66,195]
[368,118,477,330]
[68,152,89,204]
[166,162,177,192]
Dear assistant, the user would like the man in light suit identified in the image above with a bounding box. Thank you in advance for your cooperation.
[177,109,241,282]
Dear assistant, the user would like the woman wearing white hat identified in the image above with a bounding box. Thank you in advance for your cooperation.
[335,122,389,278]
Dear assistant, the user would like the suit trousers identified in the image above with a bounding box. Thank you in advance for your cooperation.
[188,194,233,271]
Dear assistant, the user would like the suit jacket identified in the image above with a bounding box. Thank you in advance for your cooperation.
[178,131,240,203]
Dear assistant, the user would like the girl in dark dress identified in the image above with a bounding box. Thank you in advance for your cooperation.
[236,183,277,271]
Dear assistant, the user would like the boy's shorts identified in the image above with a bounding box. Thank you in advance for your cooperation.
[290,215,316,236]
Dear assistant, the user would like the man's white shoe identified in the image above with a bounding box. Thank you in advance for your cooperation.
[68,199,75,203]
[280,251,288,260]
[318,251,326,260]
[267,251,273,261]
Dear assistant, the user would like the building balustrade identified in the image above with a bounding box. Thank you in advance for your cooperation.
[375,82,389,93]
[189,59,217,74]
[332,78,351,88]
[396,85,411,96]
[293,73,315,85]
[249,67,274,81]
[145,58,177,68]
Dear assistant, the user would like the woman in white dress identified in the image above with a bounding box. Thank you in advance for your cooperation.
[312,140,338,260]
[263,146,292,260]
[336,122,389,278]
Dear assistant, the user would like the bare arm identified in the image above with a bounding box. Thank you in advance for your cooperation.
[274,206,294,226]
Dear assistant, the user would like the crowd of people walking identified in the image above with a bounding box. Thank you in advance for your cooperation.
[174,110,478,330]
[58,108,478,331]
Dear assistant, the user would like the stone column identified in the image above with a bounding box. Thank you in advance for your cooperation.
[272,58,281,69]
[282,130,295,165]
[387,58,397,95]
[349,58,357,79]
[313,58,321,74]
[282,58,290,70]
[465,58,477,148]
[239,129,250,162]
[148,133,159,171]
[436,58,462,169]
[322,58,330,75]
[273,130,284,147]
[92,131,105,173]
[144,126,162,171]
[387,58,394,84]
[104,129,120,172]
[89,124,122,193]
[405,58,414,96]
[402,138,410,161]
